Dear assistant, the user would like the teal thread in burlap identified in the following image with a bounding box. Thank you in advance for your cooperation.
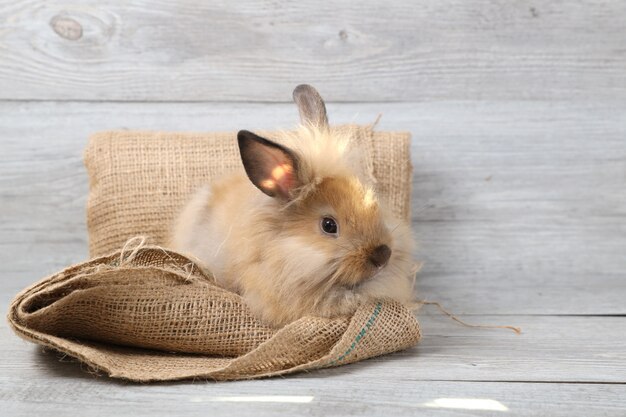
[325,301,383,367]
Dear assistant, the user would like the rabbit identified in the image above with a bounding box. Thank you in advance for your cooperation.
[170,84,417,327]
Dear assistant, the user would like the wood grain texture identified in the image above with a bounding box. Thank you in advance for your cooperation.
[1,1,624,412]
[0,0,625,101]
[1,100,624,315]
[2,316,626,417]
[3,377,624,417]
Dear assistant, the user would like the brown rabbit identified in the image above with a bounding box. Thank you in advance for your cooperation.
[171,85,417,327]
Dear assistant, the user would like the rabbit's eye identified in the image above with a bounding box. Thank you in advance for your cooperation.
[320,217,338,236]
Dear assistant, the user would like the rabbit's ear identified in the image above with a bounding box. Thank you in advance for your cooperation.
[237,130,301,200]
[293,84,329,129]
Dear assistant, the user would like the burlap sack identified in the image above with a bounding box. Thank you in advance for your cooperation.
[8,246,421,382]
[84,125,412,257]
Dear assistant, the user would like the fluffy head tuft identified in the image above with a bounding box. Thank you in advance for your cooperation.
[274,124,373,202]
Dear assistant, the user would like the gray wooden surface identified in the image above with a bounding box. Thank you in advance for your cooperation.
[1,1,625,102]
[1,1,625,416]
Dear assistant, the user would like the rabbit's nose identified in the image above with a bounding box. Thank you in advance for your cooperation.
[369,245,391,268]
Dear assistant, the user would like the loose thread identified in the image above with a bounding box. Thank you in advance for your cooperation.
[116,237,217,283]
[369,113,383,130]
[415,300,522,335]
[181,262,198,282]
[118,236,147,266]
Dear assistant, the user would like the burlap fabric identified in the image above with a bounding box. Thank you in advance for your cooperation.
[84,126,412,257]
[7,125,420,382]
[8,246,421,382]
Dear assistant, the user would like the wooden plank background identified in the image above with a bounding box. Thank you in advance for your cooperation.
[0,0,625,101]
[0,1,625,416]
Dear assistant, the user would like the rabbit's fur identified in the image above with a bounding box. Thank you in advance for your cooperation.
[171,85,417,326]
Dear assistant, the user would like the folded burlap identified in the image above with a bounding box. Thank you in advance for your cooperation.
[84,125,412,257]
[7,246,421,382]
